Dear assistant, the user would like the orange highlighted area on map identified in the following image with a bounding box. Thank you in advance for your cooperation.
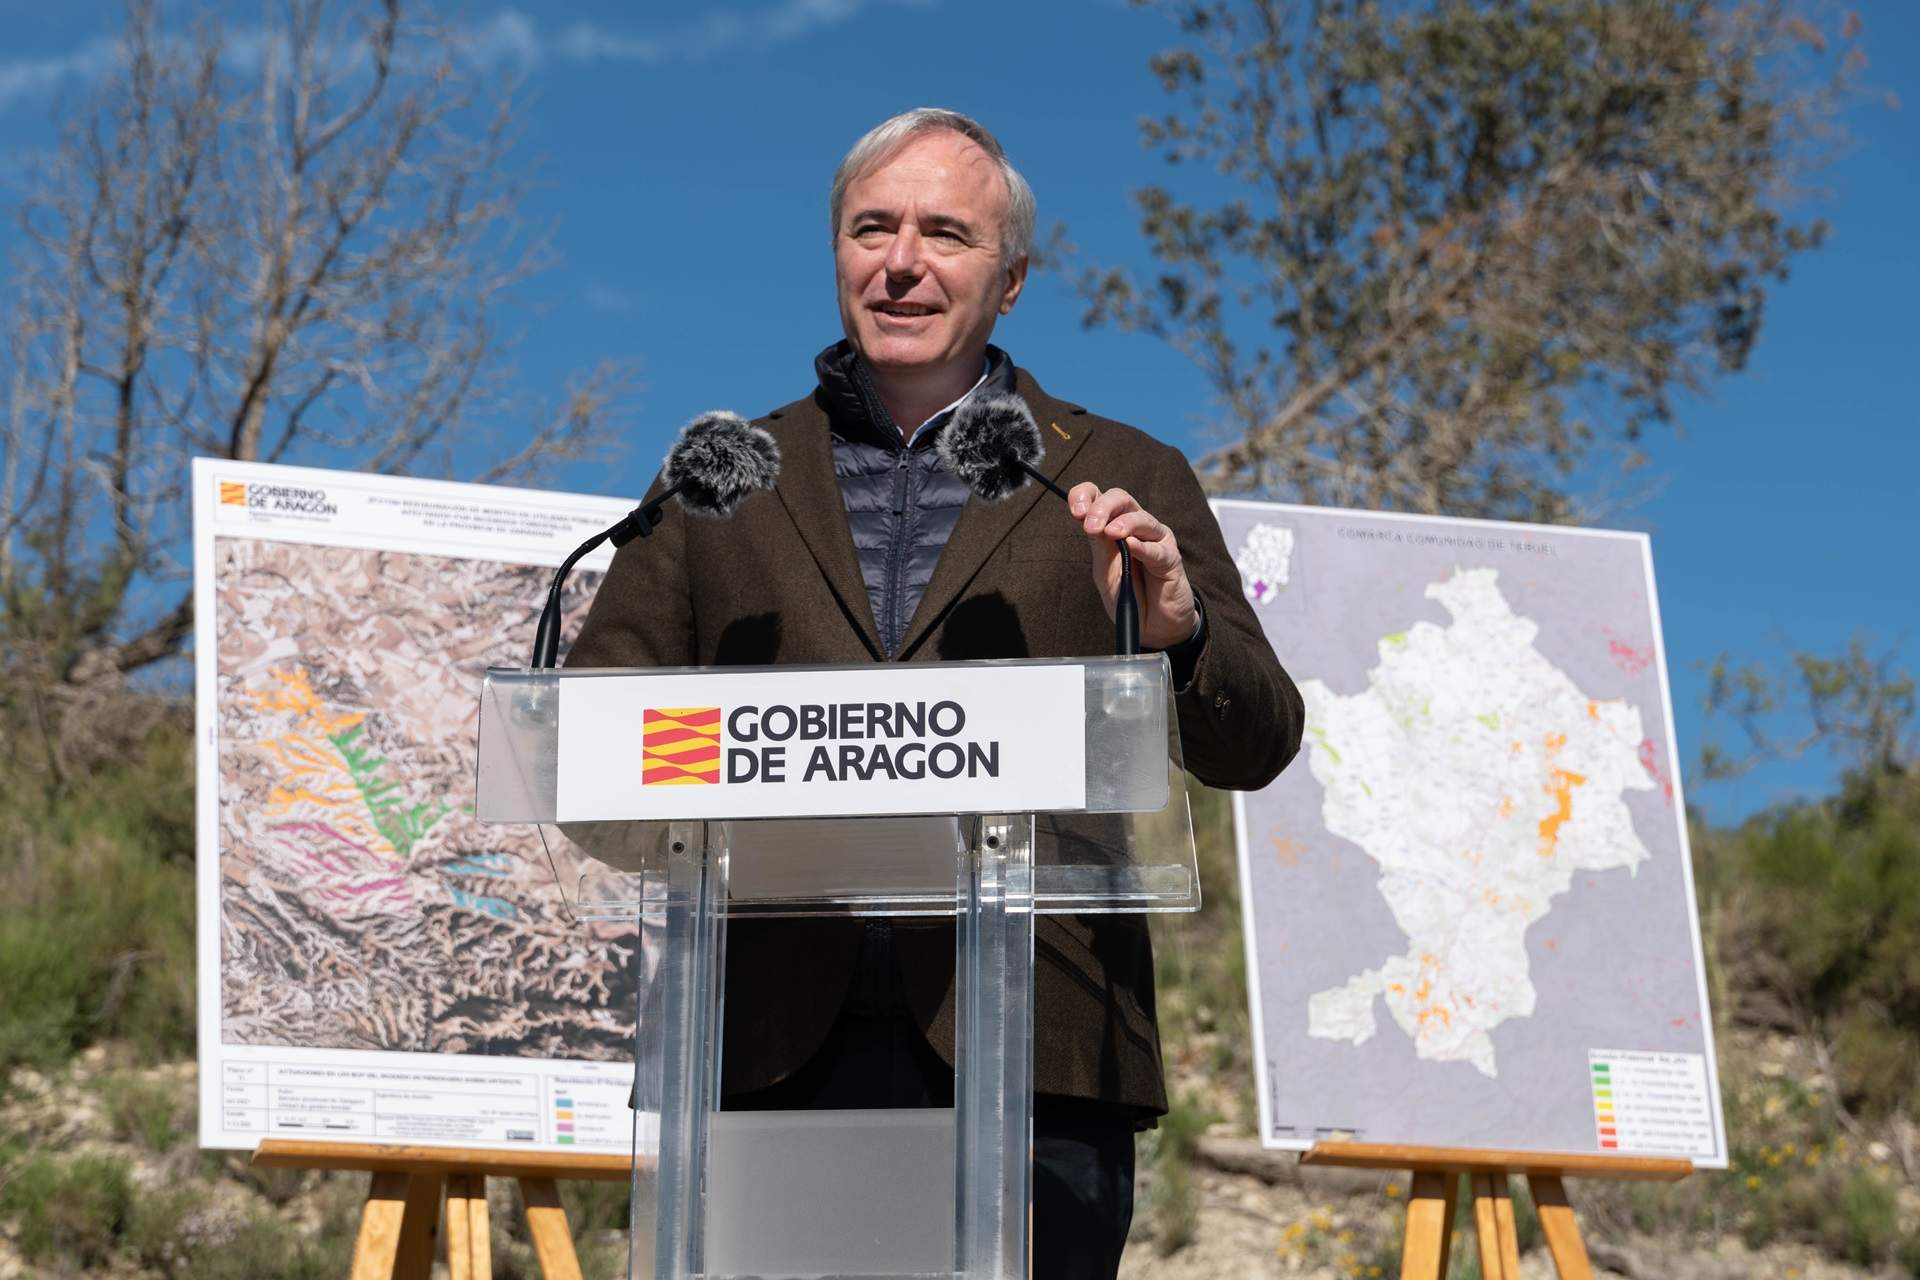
[642,707,722,785]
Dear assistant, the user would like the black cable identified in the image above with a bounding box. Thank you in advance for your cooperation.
[1019,462,1141,657]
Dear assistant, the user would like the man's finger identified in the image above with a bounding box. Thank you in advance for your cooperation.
[1123,530,1182,578]
[1102,510,1166,544]
[1081,486,1141,532]
[1067,481,1102,517]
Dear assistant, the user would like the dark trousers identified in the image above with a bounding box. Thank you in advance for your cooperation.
[723,922,1137,1279]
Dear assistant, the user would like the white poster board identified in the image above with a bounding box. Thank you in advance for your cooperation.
[1214,500,1727,1166]
[193,459,641,1154]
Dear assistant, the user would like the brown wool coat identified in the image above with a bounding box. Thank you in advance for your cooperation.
[564,367,1305,1117]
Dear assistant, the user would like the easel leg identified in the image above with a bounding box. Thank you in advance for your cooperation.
[446,1173,493,1280]
[351,1172,410,1280]
[1470,1174,1506,1279]
[350,1172,441,1280]
[395,1173,442,1279]
[1400,1170,1456,1280]
[1530,1174,1595,1280]
[519,1176,585,1280]
[1490,1178,1522,1278]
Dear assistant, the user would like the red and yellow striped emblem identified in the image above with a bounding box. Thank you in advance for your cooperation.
[219,481,247,506]
[642,707,722,785]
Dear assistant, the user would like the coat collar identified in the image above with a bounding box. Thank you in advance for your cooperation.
[812,339,1015,448]
[759,361,1095,663]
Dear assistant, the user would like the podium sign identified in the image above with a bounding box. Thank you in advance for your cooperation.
[556,662,1087,820]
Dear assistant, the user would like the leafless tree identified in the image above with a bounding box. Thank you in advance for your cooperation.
[0,0,622,723]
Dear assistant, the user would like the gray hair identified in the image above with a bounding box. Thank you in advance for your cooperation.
[829,108,1036,268]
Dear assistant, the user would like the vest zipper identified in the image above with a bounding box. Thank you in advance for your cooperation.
[883,447,912,656]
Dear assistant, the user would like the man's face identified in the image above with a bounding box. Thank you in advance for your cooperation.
[835,130,1027,381]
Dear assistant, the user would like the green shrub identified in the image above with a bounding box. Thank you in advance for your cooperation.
[221,1155,313,1207]
[1151,782,1257,1125]
[96,1069,184,1153]
[0,1151,135,1266]
[1139,1090,1215,1255]
[1713,774,1920,1121]
[561,1175,632,1233]
[0,720,196,1070]
[125,1183,202,1271]
[1507,1176,1541,1255]
[127,1175,361,1280]
[1832,1168,1902,1267]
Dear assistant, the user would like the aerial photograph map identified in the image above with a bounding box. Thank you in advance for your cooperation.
[212,538,631,1061]
[1218,500,1725,1163]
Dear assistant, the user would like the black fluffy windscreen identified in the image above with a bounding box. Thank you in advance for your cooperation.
[662,411,782,516]
[938,394,1044,502]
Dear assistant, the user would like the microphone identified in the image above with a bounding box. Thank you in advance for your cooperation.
[939,395,1141,656]
[530,411,780,668]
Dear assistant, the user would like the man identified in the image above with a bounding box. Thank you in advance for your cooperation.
[567,108,1303,1277]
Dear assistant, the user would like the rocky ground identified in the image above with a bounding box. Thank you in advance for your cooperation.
[3,1038,1915,1278]
[1120,1138,1907,1280]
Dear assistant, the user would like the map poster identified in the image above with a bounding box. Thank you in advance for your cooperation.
[192,459,644,1154]
[1216,501,1727,1166]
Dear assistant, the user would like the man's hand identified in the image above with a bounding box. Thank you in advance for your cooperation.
[1067,482,1200,651]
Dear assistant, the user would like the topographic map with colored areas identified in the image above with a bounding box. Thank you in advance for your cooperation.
[1216,503,1722,1160]
[216,539,631,1058]
[1300,568,1651,1078]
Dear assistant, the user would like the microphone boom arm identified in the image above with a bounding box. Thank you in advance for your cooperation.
[528,482,684,669]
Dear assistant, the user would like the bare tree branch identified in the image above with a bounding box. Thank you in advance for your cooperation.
[1063,0,1860,521]
[0,0,626,706]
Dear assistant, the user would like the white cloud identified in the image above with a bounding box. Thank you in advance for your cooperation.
[0,35,122,113]
[463,0,929,70]
[0,1,930,113]
[462,11,546,70]
[582,283,640,315]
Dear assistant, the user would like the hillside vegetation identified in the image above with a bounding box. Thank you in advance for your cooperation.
[2,710,1917,1277]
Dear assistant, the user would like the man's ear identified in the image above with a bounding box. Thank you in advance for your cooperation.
[998,255,1029,315]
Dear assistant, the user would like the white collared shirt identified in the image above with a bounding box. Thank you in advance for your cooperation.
[904,360,993,445]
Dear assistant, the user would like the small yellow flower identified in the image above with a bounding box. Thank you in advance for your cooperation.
[1370,1269,1384,1278]
[1337,1229,1355,1243]
[1285,1223,1307,1241]
[1781,1142,1797,1157]
[1384,1181,1403,1199]
[1313,1209,1334,1228]
[1746,1175,1761,1190]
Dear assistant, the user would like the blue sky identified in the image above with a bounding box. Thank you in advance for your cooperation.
[1,0,1912,824]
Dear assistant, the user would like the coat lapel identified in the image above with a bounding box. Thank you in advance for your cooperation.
[896,373,1093,659]
[765,396,885,659]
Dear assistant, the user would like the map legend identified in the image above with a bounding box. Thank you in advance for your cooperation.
[1588,1049,1715,1157]
[546,1074,630,1150]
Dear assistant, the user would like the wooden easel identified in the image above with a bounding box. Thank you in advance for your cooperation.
[1302,1142,1691,1279]
[253,1139,636,1280]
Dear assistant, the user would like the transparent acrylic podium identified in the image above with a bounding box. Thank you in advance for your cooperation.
[476,655,1198,1279]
